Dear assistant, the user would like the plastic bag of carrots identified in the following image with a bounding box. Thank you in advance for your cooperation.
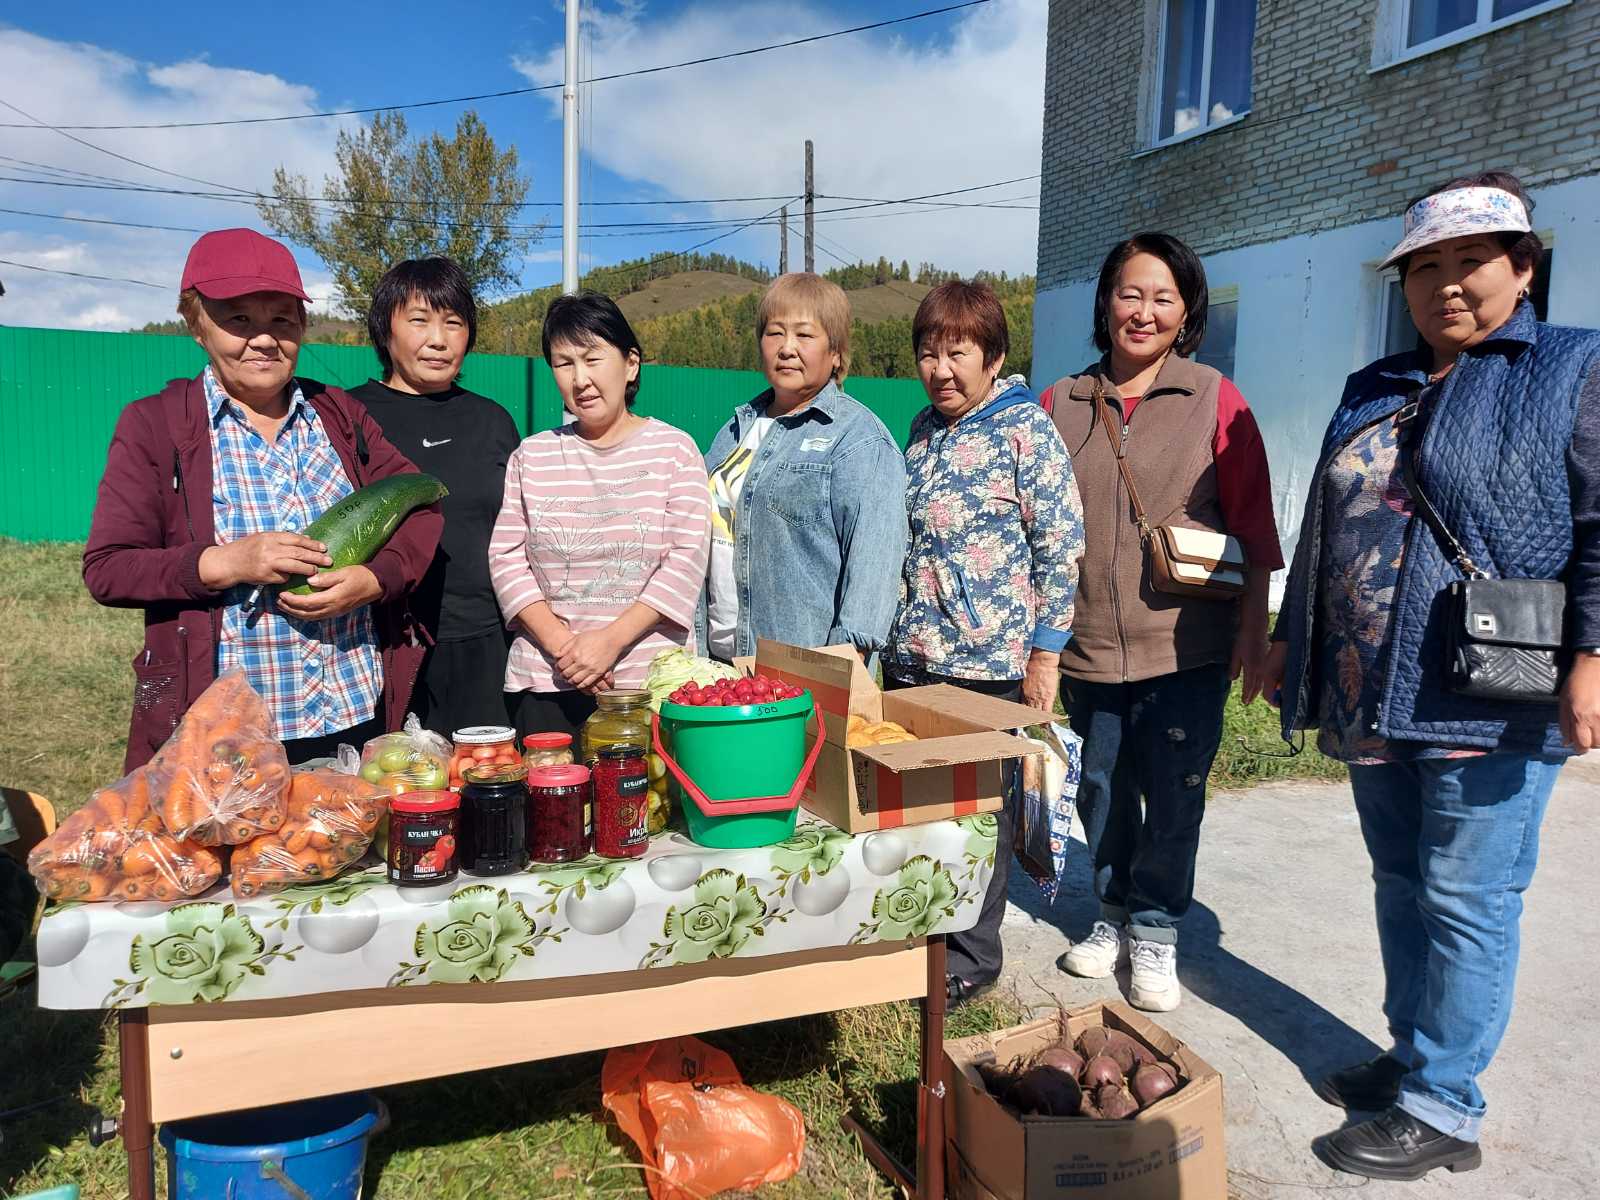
[230,769,387,898]
[145,670,291,846]
[27,768,225,903]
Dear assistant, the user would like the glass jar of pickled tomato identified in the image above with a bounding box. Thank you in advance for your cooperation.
[449,725,519,790]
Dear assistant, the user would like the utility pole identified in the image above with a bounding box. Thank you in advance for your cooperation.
[561,0,581,295]
[803,140,815,273]
[779,205,789,274]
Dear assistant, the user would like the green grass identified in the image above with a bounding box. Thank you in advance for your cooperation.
[0,538,1336,1198]
[1211,683,1346,789]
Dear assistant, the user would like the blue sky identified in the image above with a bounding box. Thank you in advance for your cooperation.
[0,1,1045,329]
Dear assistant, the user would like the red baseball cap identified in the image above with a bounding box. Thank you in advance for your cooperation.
[180,228,310,301]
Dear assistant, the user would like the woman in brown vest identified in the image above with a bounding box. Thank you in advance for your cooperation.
[1041,233,1282,1011]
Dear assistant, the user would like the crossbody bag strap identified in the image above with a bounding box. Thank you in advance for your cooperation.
[1396,397,1486,579]
[1092,376,1154,540]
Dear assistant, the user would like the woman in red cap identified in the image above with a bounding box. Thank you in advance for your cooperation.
[84,228,443,768]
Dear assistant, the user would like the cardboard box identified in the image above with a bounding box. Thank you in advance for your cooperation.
[943,1001,1227,1200]
[750,640,1043,834]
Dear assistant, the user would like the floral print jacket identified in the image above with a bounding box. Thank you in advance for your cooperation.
[887,379,1085,682]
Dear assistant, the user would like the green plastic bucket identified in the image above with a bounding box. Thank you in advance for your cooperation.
[653,693,823,848]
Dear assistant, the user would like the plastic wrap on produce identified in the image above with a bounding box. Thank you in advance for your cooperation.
[27,767,225,902]
[231,770,386,897]
[144,670,291,845]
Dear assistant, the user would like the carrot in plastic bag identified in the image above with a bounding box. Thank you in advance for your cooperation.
[27,768,226,903]
[145,669,291,846]
[230,769,385,897]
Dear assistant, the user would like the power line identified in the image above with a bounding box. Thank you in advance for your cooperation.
[0,206,206,234]
[0,256,166,289]
[0,97,257,198]
[0,1,992,132]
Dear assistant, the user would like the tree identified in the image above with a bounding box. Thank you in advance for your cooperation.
[258,111,537,316]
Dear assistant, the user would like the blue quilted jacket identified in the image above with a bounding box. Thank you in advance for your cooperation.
[1276,303,1600,756]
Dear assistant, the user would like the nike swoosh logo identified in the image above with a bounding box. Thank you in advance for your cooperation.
[421,437,453,448]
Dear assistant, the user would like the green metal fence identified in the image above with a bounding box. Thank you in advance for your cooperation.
[0,327,930,542]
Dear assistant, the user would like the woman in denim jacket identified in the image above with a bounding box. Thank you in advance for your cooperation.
[701,273,908,662]
[1264,171,1600,1182]
[886,280,1084,1004]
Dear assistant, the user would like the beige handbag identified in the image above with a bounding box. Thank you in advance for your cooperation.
[1092,378,1248,600]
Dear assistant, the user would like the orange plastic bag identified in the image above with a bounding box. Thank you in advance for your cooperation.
[27,768,225,902]
[601,1037,805,1200]
[145,670,291,845]
[230,770,386,897]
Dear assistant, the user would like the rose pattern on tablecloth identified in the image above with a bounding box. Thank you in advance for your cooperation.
[641,869,768,968]
[851,856,961,944]
[37,818,993,1009]
[526,855,627,916]
[390,884,563,986]
[260,866,388,930]
[107,902,297,1007]
[956,812,998,885]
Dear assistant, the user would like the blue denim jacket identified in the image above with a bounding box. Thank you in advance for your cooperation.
[697,381,909,659]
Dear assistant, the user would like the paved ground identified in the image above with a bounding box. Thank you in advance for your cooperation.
[992,755,1600,1200]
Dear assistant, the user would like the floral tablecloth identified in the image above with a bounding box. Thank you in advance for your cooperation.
[35,816,997,1010]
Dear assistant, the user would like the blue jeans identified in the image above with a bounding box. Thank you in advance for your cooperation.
[1062,663,1231,945]
[1348,753,1563,1142]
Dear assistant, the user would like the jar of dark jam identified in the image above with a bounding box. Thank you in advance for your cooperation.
[527,764,591,864]
[592,745,649,860]
[388,790,460,887]
[460,763,529,876]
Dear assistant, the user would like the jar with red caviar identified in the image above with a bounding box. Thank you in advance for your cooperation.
[388,791,460,886]
[592,745,649,860]
[528,764,591,863]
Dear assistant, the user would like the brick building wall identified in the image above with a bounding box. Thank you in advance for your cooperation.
[1039,0,1600,289]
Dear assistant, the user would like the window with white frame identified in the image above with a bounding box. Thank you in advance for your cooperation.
[1377,247,1554,359]
[1376,0,1569,64]
[1154,0,1257,144]
[1195,289,1238,380]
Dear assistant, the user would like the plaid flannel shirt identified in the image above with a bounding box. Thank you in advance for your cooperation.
[206,367,381,740]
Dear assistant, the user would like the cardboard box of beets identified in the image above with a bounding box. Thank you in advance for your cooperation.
[944,1001,1227,1200]
[750,640,1044,835]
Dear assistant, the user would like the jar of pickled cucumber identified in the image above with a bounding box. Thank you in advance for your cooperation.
[580,690,652,762]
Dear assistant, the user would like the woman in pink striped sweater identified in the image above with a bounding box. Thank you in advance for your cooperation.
[490,294,711,737]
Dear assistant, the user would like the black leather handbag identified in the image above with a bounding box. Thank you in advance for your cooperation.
[1399,403,1566,704]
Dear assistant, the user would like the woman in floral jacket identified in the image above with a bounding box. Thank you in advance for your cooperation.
[886,280,1084,1004]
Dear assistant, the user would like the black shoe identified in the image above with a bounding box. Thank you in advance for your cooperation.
[946,975,993,1010]
[1313,1107,1483,1182]
[1314,1053,1409,1111]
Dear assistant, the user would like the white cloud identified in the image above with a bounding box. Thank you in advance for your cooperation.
[0,27,348,330]
[511,0,1045,276]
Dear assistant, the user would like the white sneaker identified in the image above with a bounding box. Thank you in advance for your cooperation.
[1059,920,1127,978]
[1128,938,1181,1012]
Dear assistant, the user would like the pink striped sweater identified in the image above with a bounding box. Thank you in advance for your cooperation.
[490,419,711,693]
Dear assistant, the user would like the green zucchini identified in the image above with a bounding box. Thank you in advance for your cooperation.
[282,473,448,594]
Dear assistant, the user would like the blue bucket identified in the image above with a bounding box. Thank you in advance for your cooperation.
[160,1093,388,1200]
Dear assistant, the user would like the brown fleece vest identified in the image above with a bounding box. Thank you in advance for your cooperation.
[1050,355,1238,683]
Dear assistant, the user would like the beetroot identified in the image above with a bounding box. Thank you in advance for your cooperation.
[1130,1061,1181,1107]
[1076,1027,1112,1061]
[1032,1044,1085,1078]
[1080,1054,1123,1090]
[1095,1082,1140,1120]
[1014,1065,1083,1117]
